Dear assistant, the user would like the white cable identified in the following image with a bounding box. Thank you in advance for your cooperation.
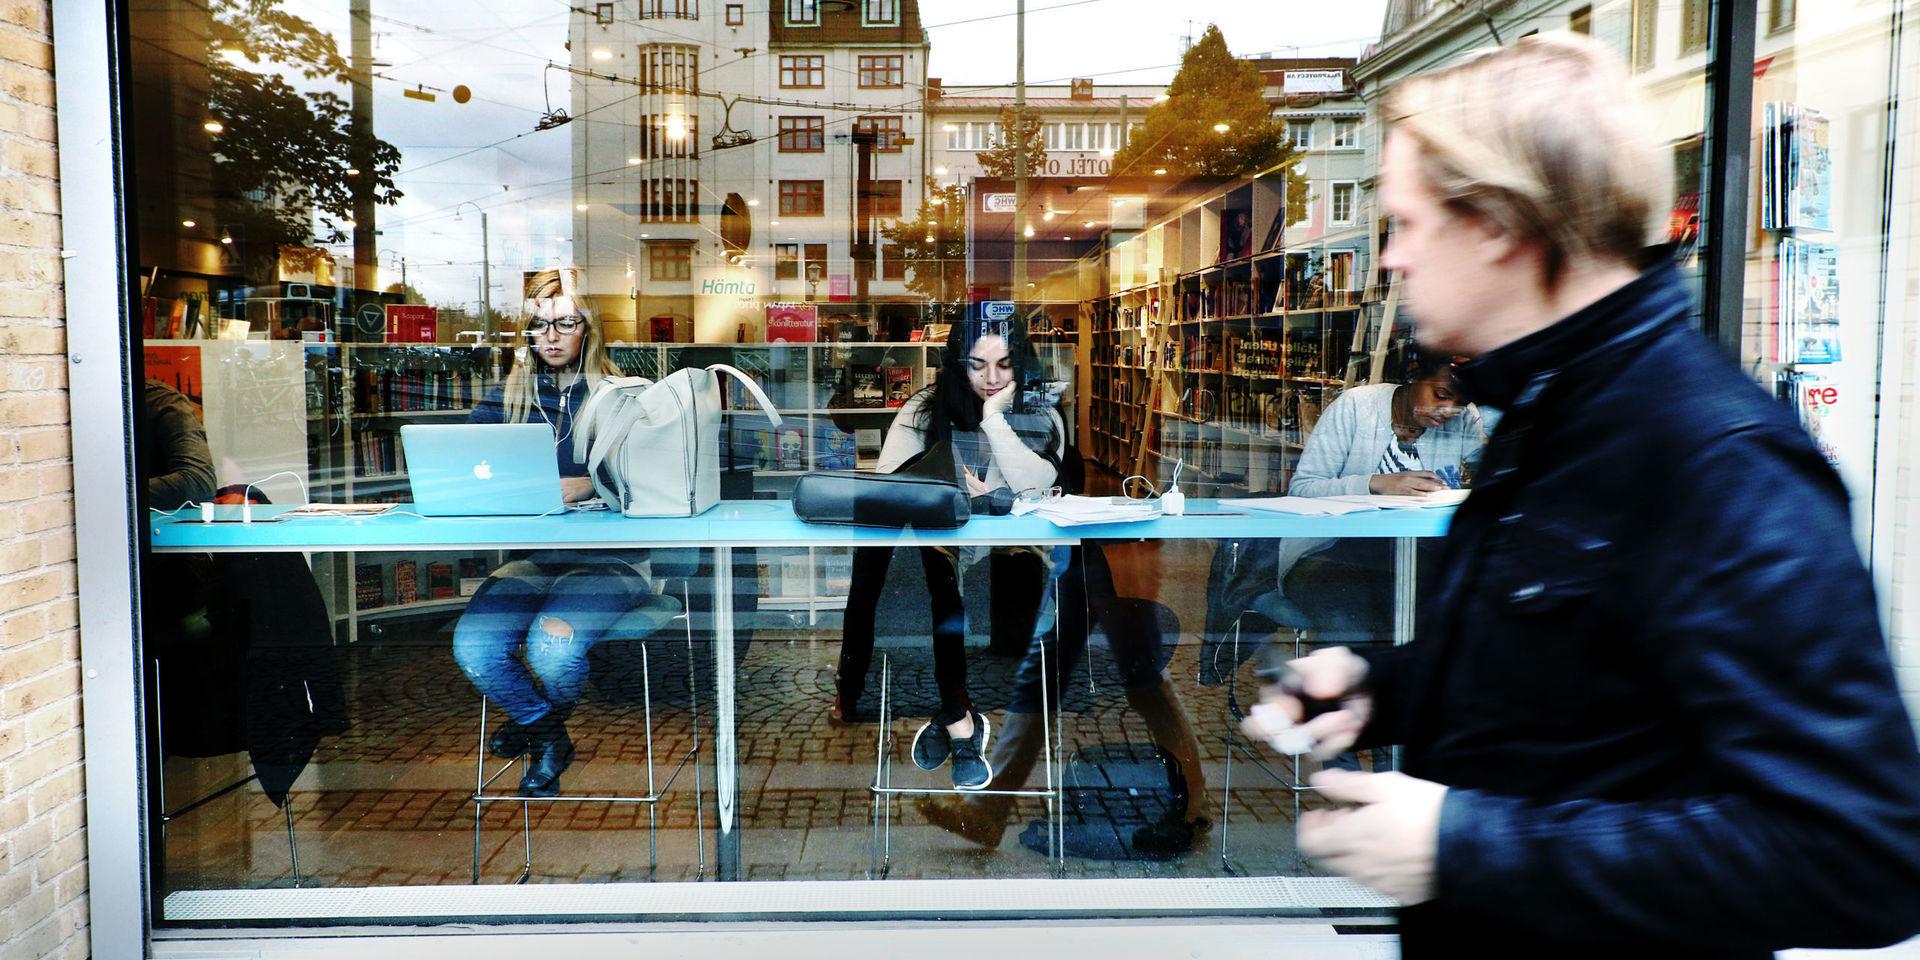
[242,470,312,508]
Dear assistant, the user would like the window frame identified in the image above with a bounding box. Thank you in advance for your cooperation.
[866,179,903,218]
[786,0,818,26]
[779,179,827,217]
[775,243,801,280]
[778,115,825,153]
[1286,119,1314,151]
[779,54,826,89]
[725,3,744,27]
[857,54,904,89]
[864,0,899,25]
[649,240,694,281]
[1330,117,1358,149]
[1329,180,1358,227]
[856,115,905,153]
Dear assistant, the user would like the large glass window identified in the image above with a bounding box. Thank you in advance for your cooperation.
[109,0,1920,942]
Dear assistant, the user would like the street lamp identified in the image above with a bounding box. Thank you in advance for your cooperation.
[454,201,493,340]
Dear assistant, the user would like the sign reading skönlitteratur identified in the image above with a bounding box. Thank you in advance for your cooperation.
[981,193,1018,214]
[1283,70,1345,94]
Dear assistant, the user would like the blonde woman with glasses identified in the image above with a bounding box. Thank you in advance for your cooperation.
[451,269,650,798]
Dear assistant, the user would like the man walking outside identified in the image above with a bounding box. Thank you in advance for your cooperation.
[1246,32,1920,956]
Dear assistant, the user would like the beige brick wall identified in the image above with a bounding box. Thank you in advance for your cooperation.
[0,2,86,959]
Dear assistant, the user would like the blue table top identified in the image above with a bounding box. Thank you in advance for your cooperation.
[149,500,1455,553]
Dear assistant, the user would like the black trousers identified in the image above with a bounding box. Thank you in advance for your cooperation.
[838,545,1049,725]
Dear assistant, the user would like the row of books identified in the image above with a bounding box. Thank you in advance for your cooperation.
[1773,237,1842,364]
[845,366,915,408]
[729,420,885,472]
[354,430,407,478]
[349,368,491,415]
[1165,334,1223,372]
[1761,101,1833,233]
[354,557,491,610]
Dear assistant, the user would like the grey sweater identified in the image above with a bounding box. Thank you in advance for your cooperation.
[1289,383,1489,497]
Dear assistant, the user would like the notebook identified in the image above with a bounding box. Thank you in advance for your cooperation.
[398,423,564,517]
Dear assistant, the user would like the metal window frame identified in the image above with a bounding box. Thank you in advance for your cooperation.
[61,0,1786,951]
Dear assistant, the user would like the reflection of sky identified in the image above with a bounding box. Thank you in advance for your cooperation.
[263,0,1382,309]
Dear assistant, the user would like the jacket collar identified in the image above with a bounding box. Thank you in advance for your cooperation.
[1455,257,1690,412]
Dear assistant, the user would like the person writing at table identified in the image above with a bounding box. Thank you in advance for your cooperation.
[452,269,646,798]
[1289,350,1486,499]
[835,317,1066,790]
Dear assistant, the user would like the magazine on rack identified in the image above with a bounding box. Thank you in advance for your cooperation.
[1780,237,1841,364]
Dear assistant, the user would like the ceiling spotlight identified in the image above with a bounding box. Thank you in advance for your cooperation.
[933,166,948,175]
[640,233,651,238]
[554,236,566,243]
[218,229,233,245]
[345,167,360,176]
[1153,168,1167,175]
[591,49,613,60]
[627,156,643,166]
[576,203,589,211]
[771,220,780,226]
[1063,236,1072,241]
[203,120,224,134]
[1023,226,1035,238]
[180,219,196,228]
[1213,122,1231,132]
[1042,211,1055,222]
[1084,220,1095,228]
[924,234,936,243]
[747,198,760,206]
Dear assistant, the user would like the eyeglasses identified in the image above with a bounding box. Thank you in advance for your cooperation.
[524,316,585,336]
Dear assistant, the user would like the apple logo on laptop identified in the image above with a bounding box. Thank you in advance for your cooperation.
[473,460,493,481]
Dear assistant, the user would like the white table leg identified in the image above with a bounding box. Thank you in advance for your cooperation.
[713,545,739,879]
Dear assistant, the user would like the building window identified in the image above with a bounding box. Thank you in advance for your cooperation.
[780,180,826,216]
[638,0,698,19]
[1287,119,1313,151]
[856,115,904,152]
[864,180,902,218]
[1088,123,1106,151]
[650,241,693,281]
[638,113,699,159]
[858,55,904,88]
[944,122,961,149]
[1330,181,1357,226]
[1680,0,1710,54]
[726,3,744,26]
[638,178,699,222]
[1043,123,1061,151]
[1331,118,1357,148]
[786,0,817,25]
[881,242,907,280]
[865,0,898,24]
[1569,4,1592,35]
[780,55,825,88]
[1062,122,1084,151]
[640,44,699,95]
[1769,0,1796,32]
[775,243,800,280]
[778,116,825,152]
[1631,0,1657,72]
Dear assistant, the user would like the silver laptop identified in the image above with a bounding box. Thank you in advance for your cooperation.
[399,423,565,517]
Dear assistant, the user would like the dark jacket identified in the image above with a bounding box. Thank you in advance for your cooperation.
[1356,262,1920,956]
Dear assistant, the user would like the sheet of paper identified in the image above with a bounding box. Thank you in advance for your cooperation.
[277,502,397,518]
[1234,497,1381,516]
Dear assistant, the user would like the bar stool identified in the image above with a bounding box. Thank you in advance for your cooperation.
[471,553,708,884]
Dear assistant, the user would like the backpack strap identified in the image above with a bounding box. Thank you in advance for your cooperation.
[705,363,783,427]
[571,375,651,465]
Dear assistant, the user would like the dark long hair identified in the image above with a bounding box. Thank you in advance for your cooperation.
[915,317,1045,447]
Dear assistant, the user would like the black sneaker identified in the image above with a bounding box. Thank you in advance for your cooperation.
[911,719,951,770]
[949,712,993,790]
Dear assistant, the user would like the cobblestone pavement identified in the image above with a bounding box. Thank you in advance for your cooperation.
[158,540,1349,893]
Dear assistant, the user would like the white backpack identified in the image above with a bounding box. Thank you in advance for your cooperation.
[570,364,781,517]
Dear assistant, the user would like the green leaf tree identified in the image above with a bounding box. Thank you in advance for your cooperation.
[206,0,404,278]
[1113,25,1308,223]
[880,183,969,303]
[974,107,1047,180]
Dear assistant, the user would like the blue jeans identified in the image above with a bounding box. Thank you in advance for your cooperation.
[452,558,652,725]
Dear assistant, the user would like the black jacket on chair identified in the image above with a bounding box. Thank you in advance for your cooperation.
[1355,261,1920,956]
